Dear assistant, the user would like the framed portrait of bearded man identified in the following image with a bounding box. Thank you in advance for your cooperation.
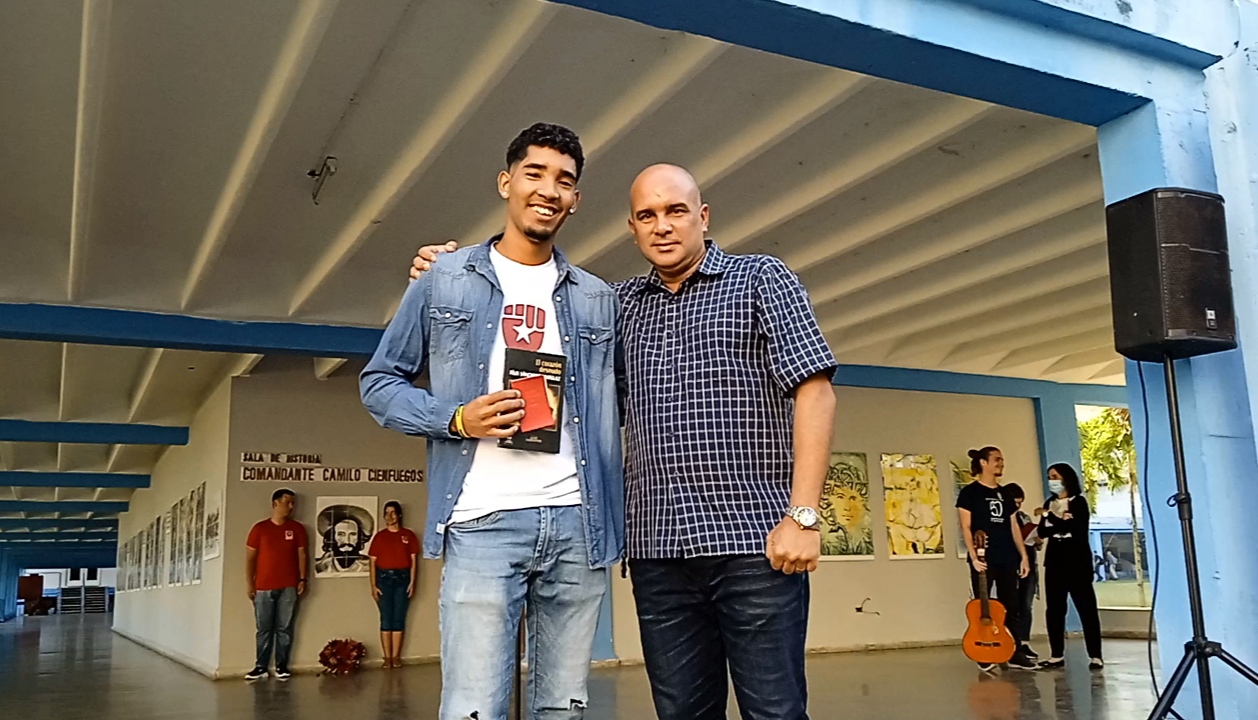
[315,496,377,578]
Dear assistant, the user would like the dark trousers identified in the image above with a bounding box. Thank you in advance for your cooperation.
[630,555,810,720]
[970,564,1023,645]
[1046,559,1103,659]
[254,587,297,670]
[1014,565,1038,645]
[376,568,411,632]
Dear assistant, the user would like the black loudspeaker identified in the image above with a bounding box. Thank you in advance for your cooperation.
[1105,187,1237,363]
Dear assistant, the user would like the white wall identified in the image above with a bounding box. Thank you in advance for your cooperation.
[113,378,231,675]
[218,361,434,676]
[612,386,1046,661]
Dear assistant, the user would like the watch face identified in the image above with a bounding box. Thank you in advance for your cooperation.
[794,507,818,528]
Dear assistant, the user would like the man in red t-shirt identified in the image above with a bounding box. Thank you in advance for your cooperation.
[244,488,308,680]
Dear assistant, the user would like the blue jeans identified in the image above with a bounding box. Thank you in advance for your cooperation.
[630,555,810,720]
[377,569,411,631]
[439,506,607,720]
[254,587,297,670]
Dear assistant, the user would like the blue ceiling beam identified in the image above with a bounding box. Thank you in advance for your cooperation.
[0,302,382,357]
[4,548,118,569]
[0,519,118,532]
[0,532,118,543]
[0,471,149,489]
[0,500,127,514]
[0,419,188,446]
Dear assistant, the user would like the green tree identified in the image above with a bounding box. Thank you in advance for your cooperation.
[1078,407,1135,502]
[1077,406,1144,589]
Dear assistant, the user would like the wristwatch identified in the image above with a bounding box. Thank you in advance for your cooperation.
[785,506,820,531]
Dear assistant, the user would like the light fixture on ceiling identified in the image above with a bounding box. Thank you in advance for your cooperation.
[309,156,337,205]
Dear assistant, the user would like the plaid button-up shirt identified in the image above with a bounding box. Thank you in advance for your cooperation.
[614,241,837,559]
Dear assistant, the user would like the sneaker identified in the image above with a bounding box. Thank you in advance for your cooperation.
[274,667,292,680]
[244,667,268,681]
[1038,658,1066,669]
[1021,644,1039,661]
[1089,658,1105,670]
[1008,653,1037,670]
[977,662,998,674]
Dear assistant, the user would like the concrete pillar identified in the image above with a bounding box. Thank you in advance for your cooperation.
[1100,88,1258,716]
[0,550,18,622]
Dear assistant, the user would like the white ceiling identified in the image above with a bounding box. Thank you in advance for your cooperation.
[0,0,1119,501]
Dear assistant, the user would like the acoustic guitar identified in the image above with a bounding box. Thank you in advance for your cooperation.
[962,530,1016,665]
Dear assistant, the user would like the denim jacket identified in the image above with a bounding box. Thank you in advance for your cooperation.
[360,238,624,568]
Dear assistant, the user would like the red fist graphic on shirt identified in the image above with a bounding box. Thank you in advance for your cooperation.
[502,304,546,351]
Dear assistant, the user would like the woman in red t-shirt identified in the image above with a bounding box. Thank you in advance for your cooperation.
[368,500,420,668]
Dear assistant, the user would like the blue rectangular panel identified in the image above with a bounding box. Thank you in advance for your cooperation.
[0,519,119,531]
[0,303,382,357]
[0,532,118,543]
[0,472,150,489]
[0,419,188,446]
[0,500,128,514]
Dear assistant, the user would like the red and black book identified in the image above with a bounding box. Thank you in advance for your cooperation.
[498,349,566,454]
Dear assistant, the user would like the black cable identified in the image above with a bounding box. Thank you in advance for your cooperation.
[1138,361,1186,720]
[1138,362,1159,693]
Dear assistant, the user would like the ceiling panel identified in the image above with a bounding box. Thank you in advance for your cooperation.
[0,0,1121,479]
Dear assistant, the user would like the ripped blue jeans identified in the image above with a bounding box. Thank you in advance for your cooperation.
[439,506,607,720]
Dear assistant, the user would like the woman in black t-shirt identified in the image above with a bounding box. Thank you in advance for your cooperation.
[956,446,1034,670]
[1035,462,1104,670]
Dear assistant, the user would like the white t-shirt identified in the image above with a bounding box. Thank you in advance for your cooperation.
[450,245,582,523]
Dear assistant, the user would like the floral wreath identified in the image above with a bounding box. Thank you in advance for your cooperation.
[318,638,366,675]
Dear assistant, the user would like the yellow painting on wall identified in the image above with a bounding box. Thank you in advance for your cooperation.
[881,453,945,558]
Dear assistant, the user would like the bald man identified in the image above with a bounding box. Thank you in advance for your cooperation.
[413,163,837,720]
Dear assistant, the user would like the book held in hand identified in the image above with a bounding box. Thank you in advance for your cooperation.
[499,349,566,454]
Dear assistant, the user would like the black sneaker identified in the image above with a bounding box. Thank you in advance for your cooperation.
[1038,658,1066,669]
[1008,653,1037,670]
[274,667,292,680]
[977,662,998,674]
[1021,644,1039,661]
[1089,658,1105,670]
[244,667,268,681]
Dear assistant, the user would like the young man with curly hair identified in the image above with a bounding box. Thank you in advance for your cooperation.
[362,123,623,720]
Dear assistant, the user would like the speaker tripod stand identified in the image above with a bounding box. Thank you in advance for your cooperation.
[1146,355,1258,720]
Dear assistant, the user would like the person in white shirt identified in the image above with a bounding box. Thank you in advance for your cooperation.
[361,123,623,720]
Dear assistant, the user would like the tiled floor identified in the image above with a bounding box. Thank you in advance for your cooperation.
[0,614,1160,718]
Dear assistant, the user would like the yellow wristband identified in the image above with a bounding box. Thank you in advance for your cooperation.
[454,405,469,439]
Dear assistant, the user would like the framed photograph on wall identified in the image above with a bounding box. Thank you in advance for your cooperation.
[203,486,223,561]
[314,496,377,579]
[950,457,972,559]
[192,482,205,584]
[166,507,177,586]
[881,453,946,559]
[819,451,876,560]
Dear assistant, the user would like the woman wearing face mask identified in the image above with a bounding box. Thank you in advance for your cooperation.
[1035,463,1103,670]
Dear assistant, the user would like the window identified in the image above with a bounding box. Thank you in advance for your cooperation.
[69,568,82,581]
[87,568,99,581]
[1076,405,1149,609]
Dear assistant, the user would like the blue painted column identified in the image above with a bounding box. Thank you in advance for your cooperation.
[1034,393,1083,484]
[1198,2,1258,710]
[593,579,616,661]
[1100,92,1258,717]
[0,550,18,623]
